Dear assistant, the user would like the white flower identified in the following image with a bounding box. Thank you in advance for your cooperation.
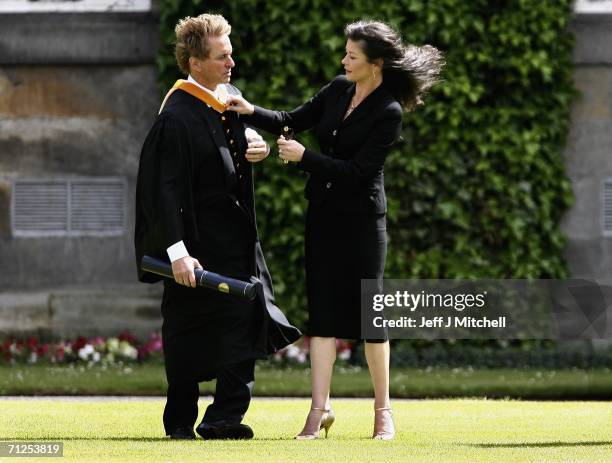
[107,338,120,352]
[118,341,138,360]
[78,344,95,360]
[92,352,101,363]
[284,345,301,359]
[338,349,351,361]
[28,352,38,364]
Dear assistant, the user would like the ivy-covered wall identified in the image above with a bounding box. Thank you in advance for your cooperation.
[157,0,575,328]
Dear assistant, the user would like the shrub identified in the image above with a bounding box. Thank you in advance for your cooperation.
[157,0,575,329]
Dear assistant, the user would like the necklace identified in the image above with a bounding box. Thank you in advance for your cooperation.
[345,80,382,119]
[344,95,362,119]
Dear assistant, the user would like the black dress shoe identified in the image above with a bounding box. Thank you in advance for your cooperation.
[169,426,196,440]
[196,422,254,440]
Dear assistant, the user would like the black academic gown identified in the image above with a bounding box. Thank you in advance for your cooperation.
[135,86,301,382]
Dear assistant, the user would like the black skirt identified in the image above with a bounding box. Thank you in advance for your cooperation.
[304,202,388,341]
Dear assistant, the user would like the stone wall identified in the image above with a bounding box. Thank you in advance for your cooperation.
[0,12,163,339]
[563,12,612,284]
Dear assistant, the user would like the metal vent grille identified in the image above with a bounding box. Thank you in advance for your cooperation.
[603,178,612,237]
[12,178,126,237]
[12,181,68,234]
[70,181,125,233]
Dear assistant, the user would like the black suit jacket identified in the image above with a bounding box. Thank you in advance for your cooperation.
[245,75,403,214]
[134,86,301,354]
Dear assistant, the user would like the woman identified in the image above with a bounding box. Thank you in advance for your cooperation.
[227,20,444,440]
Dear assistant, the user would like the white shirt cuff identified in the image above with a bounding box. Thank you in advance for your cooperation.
[244,127,262,141]
[167,241,189,262]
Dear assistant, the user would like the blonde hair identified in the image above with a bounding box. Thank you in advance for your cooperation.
[174,14,231,75]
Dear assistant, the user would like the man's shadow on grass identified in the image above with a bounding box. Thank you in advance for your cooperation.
[468,442,612,448]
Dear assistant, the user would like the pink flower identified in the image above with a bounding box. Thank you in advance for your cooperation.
[149,340,162,352]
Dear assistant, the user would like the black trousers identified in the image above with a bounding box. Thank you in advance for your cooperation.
[163,358,255,435]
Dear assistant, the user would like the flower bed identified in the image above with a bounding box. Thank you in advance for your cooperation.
[0,331,163,366]
[0,332,354,367]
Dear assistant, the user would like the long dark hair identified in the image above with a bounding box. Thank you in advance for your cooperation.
[345,20,444,110]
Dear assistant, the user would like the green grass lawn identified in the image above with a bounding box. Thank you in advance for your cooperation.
[0,365,611,399]
[0,398,610,462]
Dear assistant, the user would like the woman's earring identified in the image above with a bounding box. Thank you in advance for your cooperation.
[372,68,376,80]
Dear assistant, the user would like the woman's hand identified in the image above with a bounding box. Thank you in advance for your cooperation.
[225,95,255,115]
[277,137,305,163]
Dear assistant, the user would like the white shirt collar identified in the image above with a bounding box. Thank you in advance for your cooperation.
[187,75,227,101]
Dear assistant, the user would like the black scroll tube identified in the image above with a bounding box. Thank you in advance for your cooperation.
[141,255,257,300]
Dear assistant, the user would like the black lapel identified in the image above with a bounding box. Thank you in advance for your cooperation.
[198,105,238,192]
[341,84,386,127]
[332,82,355,129]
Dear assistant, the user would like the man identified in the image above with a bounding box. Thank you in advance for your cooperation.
[134,14,301,440]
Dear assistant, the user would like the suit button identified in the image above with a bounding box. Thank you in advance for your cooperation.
[332,129,337,136]
[221,116,226,121]
[325,182,332,189]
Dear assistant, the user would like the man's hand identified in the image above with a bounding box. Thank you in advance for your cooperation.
[171,256,202,288]
[245,128,269,163]
[246,139,269,162]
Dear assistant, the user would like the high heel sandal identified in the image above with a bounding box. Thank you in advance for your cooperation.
[372,407,395,440]
[294,407,335,440]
